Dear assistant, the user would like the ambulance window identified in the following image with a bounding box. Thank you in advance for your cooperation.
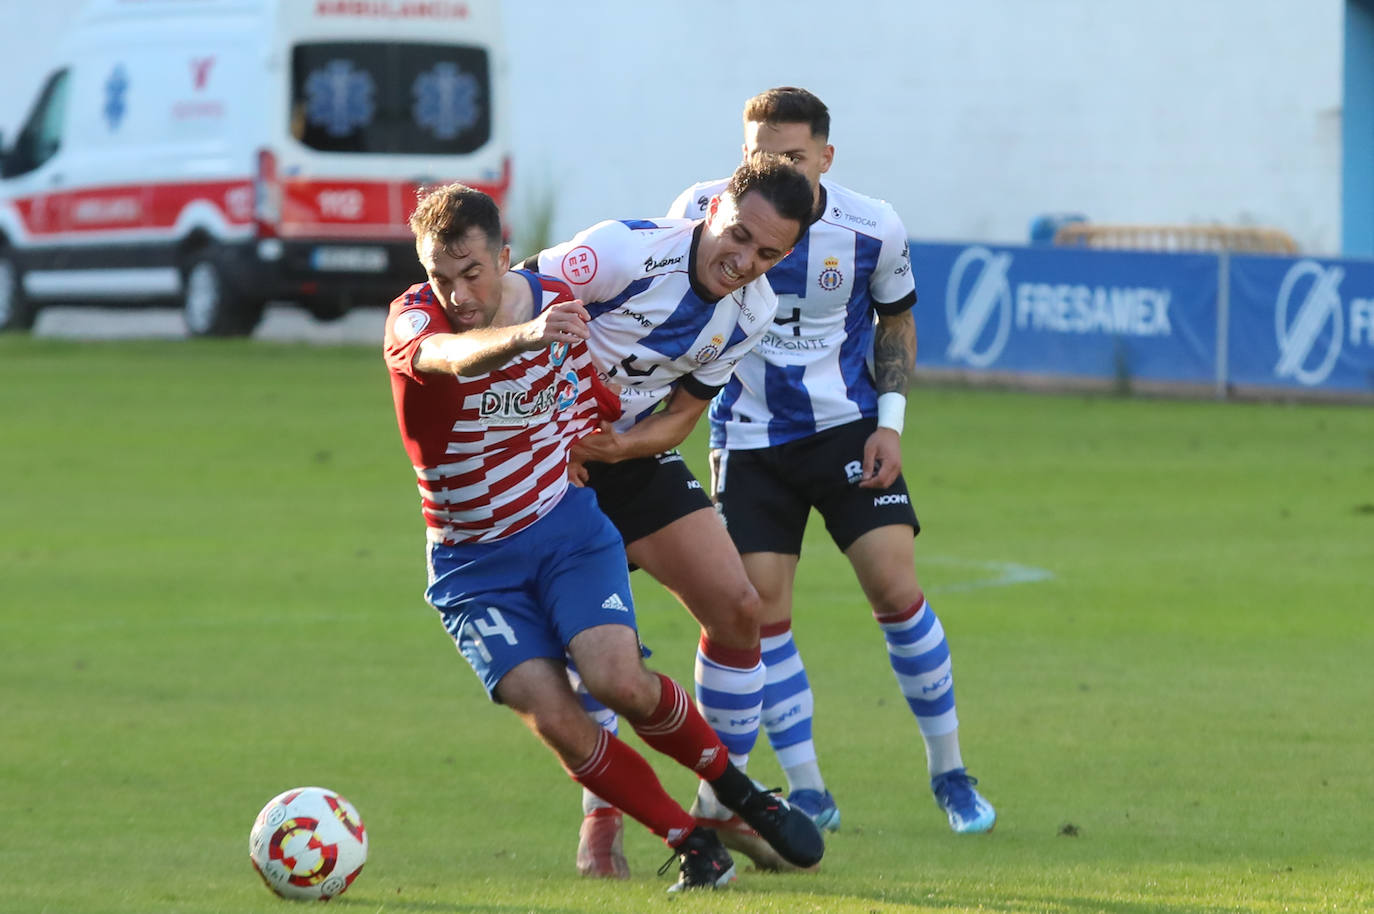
[291,43,491,155]
[4,69,70,178]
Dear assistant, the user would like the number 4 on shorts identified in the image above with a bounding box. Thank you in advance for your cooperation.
[462,607,519,662]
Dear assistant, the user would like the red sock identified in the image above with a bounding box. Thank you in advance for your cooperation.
[629,672,731,780]
[698,631,761,667]
[873,592,926,625]
[568,728,695,846]
[760,619,793,639]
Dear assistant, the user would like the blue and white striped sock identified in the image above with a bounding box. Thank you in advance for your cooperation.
[760,621,825,792]
[692,634,764,817]
[875,598,964,773]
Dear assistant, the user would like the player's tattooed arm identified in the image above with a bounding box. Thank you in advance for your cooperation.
[873,310,916,395]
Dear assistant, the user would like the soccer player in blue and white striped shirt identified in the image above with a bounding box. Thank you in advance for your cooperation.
[667,87,997,841]
[523,156,827,878]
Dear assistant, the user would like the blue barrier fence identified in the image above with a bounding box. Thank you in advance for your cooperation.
[910,242,1374,397]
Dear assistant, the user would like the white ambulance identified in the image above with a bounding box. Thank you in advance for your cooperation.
[0,0,509,335]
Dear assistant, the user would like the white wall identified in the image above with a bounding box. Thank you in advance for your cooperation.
[1,0,1346,254]
[501,0,1345,253]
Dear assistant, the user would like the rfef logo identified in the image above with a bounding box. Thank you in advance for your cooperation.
[560,246,597,285]
[393,309,430,342]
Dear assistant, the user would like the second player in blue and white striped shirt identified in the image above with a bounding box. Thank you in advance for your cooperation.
[668,178,914,449]
[534,215,779,432]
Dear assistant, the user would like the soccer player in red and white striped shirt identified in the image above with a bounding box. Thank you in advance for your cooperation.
[382,184,822,891]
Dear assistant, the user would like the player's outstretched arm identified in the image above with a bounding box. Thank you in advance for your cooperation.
[571,385,711,466]
[414,300,590,377]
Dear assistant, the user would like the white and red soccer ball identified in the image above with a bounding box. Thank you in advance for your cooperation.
[249,786,368,901]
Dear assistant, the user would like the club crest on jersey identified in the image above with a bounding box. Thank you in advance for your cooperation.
[818,256,845,291]
[555,368,580,410]
[549,341,570,366]
[694,334,725,364]
[393,308,431,342]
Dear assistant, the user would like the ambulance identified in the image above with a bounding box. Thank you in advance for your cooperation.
[0,0,509,335]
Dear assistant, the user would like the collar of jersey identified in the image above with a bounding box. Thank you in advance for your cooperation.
[687,222,723,304]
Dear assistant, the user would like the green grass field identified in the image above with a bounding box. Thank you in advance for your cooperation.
[2,337,1371,914]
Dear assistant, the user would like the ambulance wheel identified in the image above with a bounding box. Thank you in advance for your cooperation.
[0,248,37,333]
[301,296,346,322]
[182,252,263,337]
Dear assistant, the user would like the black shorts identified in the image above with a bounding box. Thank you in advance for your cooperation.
[584,450,714,546]
[713,418,920,555]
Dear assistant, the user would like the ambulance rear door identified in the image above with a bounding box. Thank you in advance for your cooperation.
[267,1,509,292]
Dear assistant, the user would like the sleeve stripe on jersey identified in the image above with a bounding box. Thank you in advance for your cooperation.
[679,374,723,402]
[874,290,917,316]
[588,277,653,320]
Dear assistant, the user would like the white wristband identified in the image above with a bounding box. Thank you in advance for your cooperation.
[876,392,906,435]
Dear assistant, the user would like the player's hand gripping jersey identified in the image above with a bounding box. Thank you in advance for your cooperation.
[535,219,780,431]
[668,180,916,450]
[383,271,617,545]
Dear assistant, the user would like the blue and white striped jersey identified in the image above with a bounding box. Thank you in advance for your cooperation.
[535,218,780,433]
[668,179,915,450]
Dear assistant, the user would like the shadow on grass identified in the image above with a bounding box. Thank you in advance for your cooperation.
[333,884,1298,914]
[725,871,1285,914]
[330,901,590,914]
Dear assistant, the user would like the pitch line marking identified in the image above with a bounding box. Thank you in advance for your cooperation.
[919,556,1055,594]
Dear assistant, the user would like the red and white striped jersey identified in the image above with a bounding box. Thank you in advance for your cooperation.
[384,271,614,545]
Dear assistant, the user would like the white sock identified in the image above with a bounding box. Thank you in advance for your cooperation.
[924,729,965,777]
[783,758,825,793]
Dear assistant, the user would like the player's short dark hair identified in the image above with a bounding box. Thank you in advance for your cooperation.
[743,86,830,140]
[725,152,815,246]
[408,183,503,254]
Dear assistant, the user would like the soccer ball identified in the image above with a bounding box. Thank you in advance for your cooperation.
[249,786,368,901]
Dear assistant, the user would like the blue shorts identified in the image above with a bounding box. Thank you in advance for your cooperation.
[426,485,638,702]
